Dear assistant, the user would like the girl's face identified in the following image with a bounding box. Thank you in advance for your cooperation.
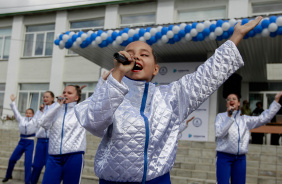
[63,86,79,104]
[25,109,34,117]
[226,94,240,110]
[43,92,54,105]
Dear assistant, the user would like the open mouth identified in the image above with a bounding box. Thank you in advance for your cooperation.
[132,62,143,71]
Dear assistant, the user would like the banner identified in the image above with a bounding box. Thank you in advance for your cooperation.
[152,62,209,141]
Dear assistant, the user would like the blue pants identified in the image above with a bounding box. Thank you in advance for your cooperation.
[30,138,49,184]
[99,172,171,184]
[42,152,84,184]
[216,152,246,184]
[5,138,34,184]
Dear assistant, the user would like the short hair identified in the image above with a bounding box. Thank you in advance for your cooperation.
[26,108,34,114]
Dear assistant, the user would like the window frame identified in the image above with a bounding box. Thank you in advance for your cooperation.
[119,13,156,28]
[0,84,5,116]
[0,27,11,60]
[251,2,282,16]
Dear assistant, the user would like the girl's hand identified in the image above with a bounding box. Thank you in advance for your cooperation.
[112,51,135,82]
[275,91,282,104]
[229,16,263,46]
[186,116,195,125]
[39,103,45,112]
[57,96,66,106]
[102,68,114,80]
[10,94,16,102]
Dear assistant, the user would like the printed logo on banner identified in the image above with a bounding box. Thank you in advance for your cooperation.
[159,67,168,75]
[188,134,192,138]
[192,118,202,127]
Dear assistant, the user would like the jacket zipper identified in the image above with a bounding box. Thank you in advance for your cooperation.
[234,111,240,155]
[60,104,68,155]
[141,82,149,184]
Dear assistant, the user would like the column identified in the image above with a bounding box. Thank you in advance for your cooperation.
[228,0,249,19]
[156,0,175,24]
[104,5,119,29]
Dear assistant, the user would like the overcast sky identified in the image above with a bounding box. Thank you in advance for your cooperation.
[0,0,118,14]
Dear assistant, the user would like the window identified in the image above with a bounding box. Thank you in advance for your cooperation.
[0,84,5,116]
[24,24,55,57]
[0,28,11,60]
[18,83,49,115]
[68,19,104,55]
[252,2,282,15]
[65,82,97,102]
[120,13,156,28]
[178,7,226,22]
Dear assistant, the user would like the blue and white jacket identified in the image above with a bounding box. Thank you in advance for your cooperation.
[75,40,244,182]
[215,101,281,155]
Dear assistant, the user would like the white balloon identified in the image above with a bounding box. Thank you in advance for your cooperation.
[90,41,98,48]
[203,20,211,28]
[139,37,146,42]
[261,29,270,37]
[209,32,216,40]
[144,32,151,40]
[204,36,210,41]
[69,32,75,38]
[185,33,192,41]
[72,42,79,49]
[135,28,140,34]
[107,30,113,37]
[222,22,230,31]
[276,16,282,26]
[196,23,204,32]
[150,28,157,36]
[62,35,69,42]
[190,29,198,37]
[101,33,108,40]
[180,37,186,43]
[172,26,180,34]
[157,26,163,32]
[56,34,60,40]
[229,19,237,27]
[128,29,135,37]
[87,30,93,36]
[81,33,87,41]
[211,20,217,25]
[121,33,129,41]
[59,41,65,49]
[180,23,186,30]
[116,36,123,44]
[268,23,278,32]
[112,41,118,48]
[214,27,223,36]
[76,37,82,44]
[96,36,102,44]
[161,35,168,43]
[167,31,174,39]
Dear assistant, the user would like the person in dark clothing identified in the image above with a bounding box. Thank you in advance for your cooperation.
[251,102,265,144]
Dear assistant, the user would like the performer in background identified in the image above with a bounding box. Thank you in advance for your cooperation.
[39,86,86,184]
[30,91,56,184]
[215,92,282,184]
[2,94,38,184]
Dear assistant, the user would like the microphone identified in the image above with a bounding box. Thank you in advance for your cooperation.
[228,109,234,116]
[56,97,67,101]
[39,102,45,111]
[113,53,131,65]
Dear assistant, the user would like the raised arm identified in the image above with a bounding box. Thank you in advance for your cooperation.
[9,94,24,123]
[75,74,129,137]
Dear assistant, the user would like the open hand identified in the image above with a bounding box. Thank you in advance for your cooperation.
[186,116,195,125]
[10,94,16,102]
[275,91,282,104]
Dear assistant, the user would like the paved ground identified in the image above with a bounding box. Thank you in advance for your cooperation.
[0,178,24,184]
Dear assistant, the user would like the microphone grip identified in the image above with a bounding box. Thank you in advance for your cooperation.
[56,97,66,101]
[113,53,131,65]
[228,109,234,116]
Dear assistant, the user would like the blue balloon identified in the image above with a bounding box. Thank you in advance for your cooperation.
[111,32,118,40]
[78,31,84,37]
[168,38,175,44]
[155,32,162,39]
[277,26,282,35]
[85,37,91,45]
[192,22,197,28]
[97,30,103,36]
[80,41,87,48]
[65,31,70,35]
[72,34,78,42]
[54,39,60,45]
[168,25,174,30]
[149,36,157,44]
[216,36,223,41]
[106,37,113,44]
[254,25,263,33]
[243,34,249,39]
[185,25,192,33]
[261,19,270,29]
[178,30,185,38]
[127,37,133,44]
[161,27,168,35]
[146,27,151,32]
[202,28,210,36]
[118,31,124,36]
[270,32,277,38]
[146,40,152,45]
[248,30,255,37]
[269,16,277,23]
[123,28,129,33]
[91,33,97,41]
[222,31,229,39]
[228,27,234,35]
[173,34,181,42]
[98,40,107,48]
[133,34,140,41]
[192,36,198,42]
[139,28,146,36]
[59,34,63,40]
[120,40,128,46]
[216,19,224,27]
[209,24,216,32]
[196,33,204,41]
[65,39,73,49]
[241,18,249,25]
